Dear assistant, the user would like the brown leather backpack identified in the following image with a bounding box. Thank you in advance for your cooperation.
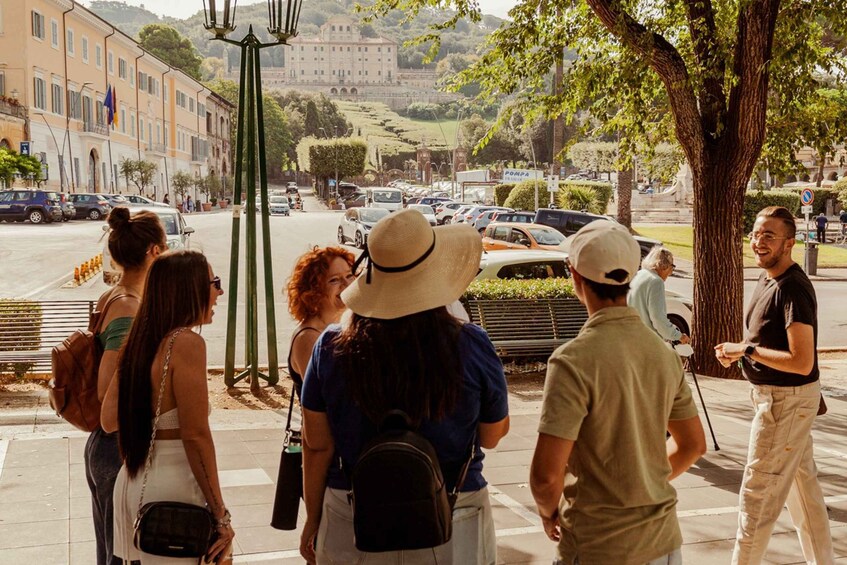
[49,293,128,432]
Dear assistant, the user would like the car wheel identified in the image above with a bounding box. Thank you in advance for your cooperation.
[337,227,346,244]
[89,209,102,220]
[28,209,44,224]
[667,314,690,337]
[63,216,69,222]
[443,217,451,224]
[355,231,363,249]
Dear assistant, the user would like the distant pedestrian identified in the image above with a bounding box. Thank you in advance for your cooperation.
[815,212,827,243]
[628,246,690,344]
[163,194,170,206]
[531,220,705,565]
[186,195,194,214]
[298,209,508,564]
[715,206,833,565]
[841,209,847,237]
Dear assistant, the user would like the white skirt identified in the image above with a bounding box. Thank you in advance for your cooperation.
[113,440,206,564]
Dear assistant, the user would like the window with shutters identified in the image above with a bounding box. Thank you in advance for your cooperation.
[31,11,45,40]
[66,29,74,55]
[82,37,89,63]
[51,83,63,115]
[33,77,46,109]
[51,19,58,47]
[118,58,127,79]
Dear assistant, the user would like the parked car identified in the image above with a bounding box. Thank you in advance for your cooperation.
[338,207,390,249]
[534,208,661,258]
[124,194,168,207]
[492,211,535,224]
[269,195,291,216]
[406,204,438,226]
[368,187,404,212]
[287,182,299,192]
[104,195,129,207]
[474,208,516,232]
[405,197,422,206]
[68,193,112,220]
[449,205,476,224]
[476,250,571,281]
[418,196,453,211]
[340,192,368,209]
[482,223,568,252]
[436,202,471,225]
[102,206,195,284]
[0,189,64,224]
[59,194,75,222]
[459,205,512,226]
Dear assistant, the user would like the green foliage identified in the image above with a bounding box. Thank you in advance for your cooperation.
[138,24,202,80]
[170,170,193,198]
[462,278,575,301]
[568,142,682,184]
[743,191,801,233]
[493,183,515,206]
[836,178,847,208]
[503,180,544,212]
[774,188,840,216]
[404,102,443,120]
[296,138,368,180]
[119,159,158,193]
[567,142,617,174]
[459,114,521,165]
[0,148,44,187]
[0,299,43,378]
[556,181,613,214]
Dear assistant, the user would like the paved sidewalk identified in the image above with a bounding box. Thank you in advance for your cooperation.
[1,372,846,564]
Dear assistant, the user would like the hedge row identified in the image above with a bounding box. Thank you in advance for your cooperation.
[743,191,801,233]
[494,183,516,206]
[773,187,839,216]
[501,179,614,213]
[462,278,575,301]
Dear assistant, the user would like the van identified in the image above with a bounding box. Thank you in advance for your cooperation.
[367,187,404,212]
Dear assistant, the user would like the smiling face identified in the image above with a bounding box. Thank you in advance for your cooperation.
[750,216,795,272]
[323,256,356,314]
[204,265,224,325]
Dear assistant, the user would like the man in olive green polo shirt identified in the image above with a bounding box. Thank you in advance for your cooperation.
[530,221,707,565]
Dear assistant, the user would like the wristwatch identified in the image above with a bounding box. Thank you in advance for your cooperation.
[744,344,756,357]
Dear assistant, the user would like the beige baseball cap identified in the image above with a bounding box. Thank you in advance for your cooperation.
[565,220,641,285]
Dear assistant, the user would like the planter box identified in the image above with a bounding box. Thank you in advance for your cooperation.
[463,297,588,358]
[202,203,212,212]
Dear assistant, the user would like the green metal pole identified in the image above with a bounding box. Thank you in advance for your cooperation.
[224,37,249,387]
[253,43,280,385]
[245,36,259,384]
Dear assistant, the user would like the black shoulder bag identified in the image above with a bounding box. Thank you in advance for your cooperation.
[271,391,304,530]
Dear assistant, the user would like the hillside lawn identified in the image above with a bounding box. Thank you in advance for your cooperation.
[407,118,460,150]
[636,225,847,268]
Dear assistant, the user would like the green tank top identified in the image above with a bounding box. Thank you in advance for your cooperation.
[98,316,134,351]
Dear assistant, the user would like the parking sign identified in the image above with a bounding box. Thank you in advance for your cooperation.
[19,141,31,156]
[800,188,814,206]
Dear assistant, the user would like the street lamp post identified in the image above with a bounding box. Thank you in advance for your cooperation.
[203,0,302,389]
[34,112,66,191]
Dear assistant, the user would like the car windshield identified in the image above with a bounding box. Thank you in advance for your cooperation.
[96,195,109,202]
[372,190,402,203]
[270,196,288,203]
[528,228,566,245]
[152,211,179,235]
[359,208,390,222]
[408,205,433,214]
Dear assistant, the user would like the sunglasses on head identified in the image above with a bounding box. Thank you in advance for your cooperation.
[210,276,222,291]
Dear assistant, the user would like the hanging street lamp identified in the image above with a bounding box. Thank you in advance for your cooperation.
[202,0,303,390]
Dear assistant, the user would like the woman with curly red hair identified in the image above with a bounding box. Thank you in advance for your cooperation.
[286,246,356,398]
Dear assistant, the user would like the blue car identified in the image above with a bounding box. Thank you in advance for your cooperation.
[0,189,64,224]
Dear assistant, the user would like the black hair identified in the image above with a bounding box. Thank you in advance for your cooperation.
[583,277,631,300]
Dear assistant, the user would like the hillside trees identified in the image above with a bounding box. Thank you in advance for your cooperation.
[138,24,202,80]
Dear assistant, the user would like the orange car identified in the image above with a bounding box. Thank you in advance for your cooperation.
[482,222,568,252]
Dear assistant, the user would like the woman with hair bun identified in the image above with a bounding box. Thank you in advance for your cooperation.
[86,207,166,565]
[285,246,356,399]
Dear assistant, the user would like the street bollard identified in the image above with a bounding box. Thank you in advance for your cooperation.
[74,267,80,285]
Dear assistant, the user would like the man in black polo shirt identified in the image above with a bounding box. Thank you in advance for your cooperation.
[715,206,833,565]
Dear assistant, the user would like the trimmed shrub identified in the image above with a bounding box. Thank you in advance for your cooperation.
[0,299,43,378]
[835,177,847,207]
[560,185,597,213]
[462,278,575,301]
[743,191,801,233]
[494,183,516,206]
[775,187,839,215]
[503,180,545,211]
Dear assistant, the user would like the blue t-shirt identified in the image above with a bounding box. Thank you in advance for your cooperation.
[301,323,509,492]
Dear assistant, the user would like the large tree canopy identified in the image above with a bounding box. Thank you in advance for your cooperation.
[361,0,847,376]
[139,24,203,80]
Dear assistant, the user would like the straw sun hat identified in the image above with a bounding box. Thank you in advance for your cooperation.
[341,208,482,320]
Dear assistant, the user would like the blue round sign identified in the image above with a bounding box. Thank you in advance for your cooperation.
[801,188,814,206]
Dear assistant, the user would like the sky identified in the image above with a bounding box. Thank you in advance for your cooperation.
[79,0,516,22]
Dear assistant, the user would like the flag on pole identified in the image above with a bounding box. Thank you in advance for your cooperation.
[112,87,118,127]
[104,85,115,126]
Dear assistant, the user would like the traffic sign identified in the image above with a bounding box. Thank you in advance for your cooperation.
[546,175,559,193]
[19,141,31,156]
[801,205,813,214]
[801,188,814,206]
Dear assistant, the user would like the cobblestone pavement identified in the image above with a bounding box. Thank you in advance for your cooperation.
[1,370,846,564]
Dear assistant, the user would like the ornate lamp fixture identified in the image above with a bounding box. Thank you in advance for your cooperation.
[202,0,238,38]
[267,0,303,43]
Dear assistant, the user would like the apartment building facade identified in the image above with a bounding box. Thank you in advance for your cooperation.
[0,0,233,198]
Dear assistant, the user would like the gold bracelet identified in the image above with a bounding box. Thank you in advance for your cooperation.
[215,508,232,528]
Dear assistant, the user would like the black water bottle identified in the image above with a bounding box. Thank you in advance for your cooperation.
[270,432,303,531]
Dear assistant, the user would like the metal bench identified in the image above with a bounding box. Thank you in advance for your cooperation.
[465,298,589,358]
[0,300,95,376]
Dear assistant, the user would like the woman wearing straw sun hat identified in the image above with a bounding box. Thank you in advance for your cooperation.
[298,209,510,564]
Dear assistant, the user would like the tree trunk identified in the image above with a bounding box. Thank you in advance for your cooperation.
[691,160,746,378]
[816,152,824,188]
[616,168,633,228]
[551,23,565,173]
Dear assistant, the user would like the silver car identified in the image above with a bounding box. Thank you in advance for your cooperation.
[338,207,390,249]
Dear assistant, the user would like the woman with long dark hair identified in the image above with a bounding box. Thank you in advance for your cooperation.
[87,207,165,565]
[299,209,510,564]
[101,250,233,564]
[285,246,355,399]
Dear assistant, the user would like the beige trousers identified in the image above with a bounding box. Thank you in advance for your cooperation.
[732,381,834,565]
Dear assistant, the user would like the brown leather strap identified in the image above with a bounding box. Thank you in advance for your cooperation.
[91,292,138,333]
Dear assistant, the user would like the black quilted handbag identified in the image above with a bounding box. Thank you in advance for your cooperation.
[132,329,217,558]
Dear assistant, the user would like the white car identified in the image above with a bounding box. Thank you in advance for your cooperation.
[125,195,168,207]
[436,202,471,225]
[338,207,390,249]
[406,204,437,226]
[450,205,476,224]
[475,250,692,335]
[102,206,194,284]
[473,208,514,232]
[269,195,290,216]
[367,187,404,212]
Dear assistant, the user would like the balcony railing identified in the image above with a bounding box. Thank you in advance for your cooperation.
[152,143,167,154]
[80,121,109,136]
[0,99,26,120]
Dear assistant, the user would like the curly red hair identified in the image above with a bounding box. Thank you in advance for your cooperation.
[287,246,356,322]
